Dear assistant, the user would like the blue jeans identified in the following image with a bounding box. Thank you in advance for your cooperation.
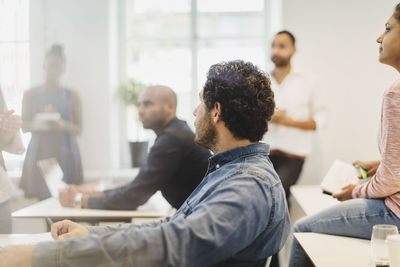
[0,199,11,234]
[289,198,400,267]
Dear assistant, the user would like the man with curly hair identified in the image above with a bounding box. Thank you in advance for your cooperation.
[0,60,290,267]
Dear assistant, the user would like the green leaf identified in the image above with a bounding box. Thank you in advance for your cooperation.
[116,79,148,107]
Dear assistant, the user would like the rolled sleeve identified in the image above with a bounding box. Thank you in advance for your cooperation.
[87,194,107,209]
[311,79,328,130]
[32,240,62,267]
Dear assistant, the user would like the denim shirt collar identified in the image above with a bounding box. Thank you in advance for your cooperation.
[207,143,270,172]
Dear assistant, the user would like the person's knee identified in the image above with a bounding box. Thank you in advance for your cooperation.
[293,217,312,233]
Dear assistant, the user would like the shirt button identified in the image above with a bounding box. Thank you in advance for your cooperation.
[216,164,220,169]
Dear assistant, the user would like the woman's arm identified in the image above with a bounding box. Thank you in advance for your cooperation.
[54,90,82,135]
[352,91,400,199]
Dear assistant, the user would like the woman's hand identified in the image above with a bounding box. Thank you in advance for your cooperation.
[332,184,356,201]
[46,118,68,131]
[353,160,380,179]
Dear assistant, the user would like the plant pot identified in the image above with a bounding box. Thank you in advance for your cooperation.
[129,141,149,167]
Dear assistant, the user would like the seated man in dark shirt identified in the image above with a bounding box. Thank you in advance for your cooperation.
[59,85,211,210]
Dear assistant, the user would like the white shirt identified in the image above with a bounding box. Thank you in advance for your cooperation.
[263,68,326,157]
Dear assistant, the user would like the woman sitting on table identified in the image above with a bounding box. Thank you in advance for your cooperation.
[289,3,400,267]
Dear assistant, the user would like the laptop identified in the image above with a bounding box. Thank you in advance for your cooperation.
[37,157,66,198]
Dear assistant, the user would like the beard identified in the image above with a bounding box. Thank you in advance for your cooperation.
[140,108,167,130]
[271,55,290,67]
[194,112,217,150]
[141,117,164,130]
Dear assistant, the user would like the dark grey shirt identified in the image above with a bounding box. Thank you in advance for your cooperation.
[88,117,211,210]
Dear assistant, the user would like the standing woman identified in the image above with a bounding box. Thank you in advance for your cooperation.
[289,3,400,266]
[0,91,24,233]
[20,44,83,200]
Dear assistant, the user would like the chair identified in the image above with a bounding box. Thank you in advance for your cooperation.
[265,256,272,267]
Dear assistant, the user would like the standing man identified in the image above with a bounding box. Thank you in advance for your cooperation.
[59,85,211,210]
[0,60,290,267]
[264,30,326,267]
[264,30,326,200]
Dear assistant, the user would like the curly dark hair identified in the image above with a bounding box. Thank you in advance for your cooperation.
[202,60,275,142]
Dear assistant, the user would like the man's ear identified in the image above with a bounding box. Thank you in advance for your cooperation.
[212,102,222,123]
[166,102,175,113]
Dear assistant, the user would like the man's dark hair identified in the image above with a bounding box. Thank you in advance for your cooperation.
[276,30,296,46]
[202,60,275,142]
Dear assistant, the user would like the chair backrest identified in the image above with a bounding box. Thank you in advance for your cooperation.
[265,256,272,267]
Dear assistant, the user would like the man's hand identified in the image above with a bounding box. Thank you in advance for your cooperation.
[270,109,289,125]
[51,219,90,240]
[332,184,356,201]
[59,185,79,207]
[0,110,22,145]
[0,245,34,267]
[353,160,380,179]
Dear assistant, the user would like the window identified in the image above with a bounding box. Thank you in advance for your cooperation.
[122,0,280,165]
[0,0,30,170]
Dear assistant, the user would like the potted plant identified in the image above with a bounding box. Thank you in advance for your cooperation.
[116,79,149,167]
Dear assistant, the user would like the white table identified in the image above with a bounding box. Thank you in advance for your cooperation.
[294,232,371,267]
[290,185,340,216]
[0,232,52,246]
[83,168,139,184]
[7,168,139,186]
[277,185,343,267]
[12,198,168,225]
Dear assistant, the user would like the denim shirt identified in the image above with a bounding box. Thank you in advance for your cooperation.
[33,143,290,267]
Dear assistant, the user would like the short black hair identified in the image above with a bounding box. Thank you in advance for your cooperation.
[276,30,296,46]
[202,60,275,142]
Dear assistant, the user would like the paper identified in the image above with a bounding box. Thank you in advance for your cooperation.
[320,159,362,194]
[37,158,66,197]
[34,112,61,121]
[0,232,52,246]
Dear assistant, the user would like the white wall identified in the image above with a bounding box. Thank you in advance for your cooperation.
[29,0,400,178]
[281,0,399,184]
[30,0,122,171]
